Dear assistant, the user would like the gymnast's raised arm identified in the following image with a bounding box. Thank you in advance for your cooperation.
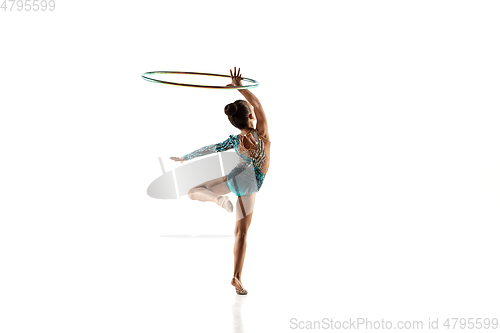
[229,67,268,136]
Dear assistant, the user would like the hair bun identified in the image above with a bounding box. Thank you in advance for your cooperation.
[224,103,238,116]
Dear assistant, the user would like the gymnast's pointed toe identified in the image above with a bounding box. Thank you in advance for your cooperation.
[231,277,248,295]
[218,196,233,213]
[225,197,234,213]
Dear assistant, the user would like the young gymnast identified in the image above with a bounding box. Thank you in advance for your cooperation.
[170,67,271,295]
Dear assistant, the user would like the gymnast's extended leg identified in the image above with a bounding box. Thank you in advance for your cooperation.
[231,193,256,293]
[187,175,233,211]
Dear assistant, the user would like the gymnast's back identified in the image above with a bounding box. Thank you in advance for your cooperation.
[237,127,271,176]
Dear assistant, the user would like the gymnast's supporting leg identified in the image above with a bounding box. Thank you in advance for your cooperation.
[187,175,233,211]
[231,193,256,293]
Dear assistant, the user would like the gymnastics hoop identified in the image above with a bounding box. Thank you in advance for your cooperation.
[141,71,259,90]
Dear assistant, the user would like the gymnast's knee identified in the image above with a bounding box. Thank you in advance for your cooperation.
[187,186,202,200]
[234,229,248,240]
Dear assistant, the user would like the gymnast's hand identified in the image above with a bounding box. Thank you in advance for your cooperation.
[170,156,186,164]
[227,67,242,86]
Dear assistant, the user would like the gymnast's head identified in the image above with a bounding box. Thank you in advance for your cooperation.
[224,100,256,130]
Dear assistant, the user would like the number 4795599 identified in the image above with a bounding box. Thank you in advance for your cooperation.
[443,318,498,330]
[1,0,56,11]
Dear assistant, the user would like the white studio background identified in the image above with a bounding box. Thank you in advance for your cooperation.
[1,1,499,332]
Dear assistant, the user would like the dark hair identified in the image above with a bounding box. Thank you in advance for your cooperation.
[224,100,252,129]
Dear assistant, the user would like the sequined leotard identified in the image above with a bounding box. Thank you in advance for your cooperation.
[183,128,271,196]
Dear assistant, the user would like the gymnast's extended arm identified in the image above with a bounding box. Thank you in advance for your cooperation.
[182,136,234,161]
[229,67,268,135]
[238,88,268,135]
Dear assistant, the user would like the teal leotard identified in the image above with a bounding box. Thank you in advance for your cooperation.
[183,128,270,196]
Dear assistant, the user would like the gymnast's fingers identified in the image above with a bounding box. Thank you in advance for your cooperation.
[170,157,182,162]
